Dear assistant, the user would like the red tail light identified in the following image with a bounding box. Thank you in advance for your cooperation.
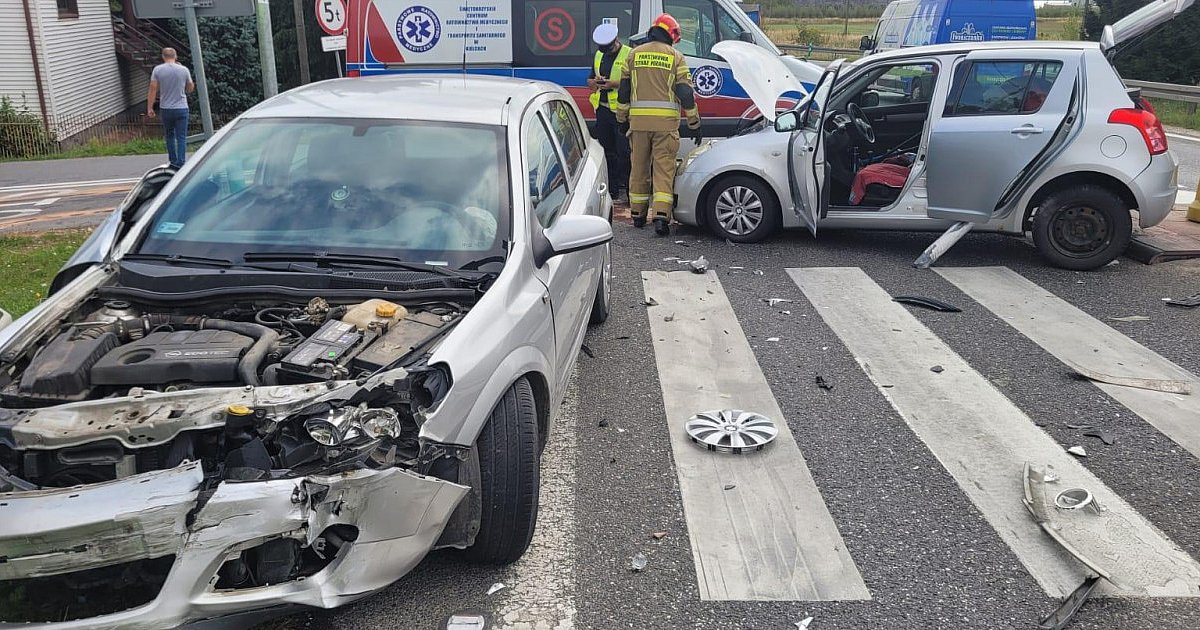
[1109,107,1168,155]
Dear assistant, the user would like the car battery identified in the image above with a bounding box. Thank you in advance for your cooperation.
[282,320,361,369]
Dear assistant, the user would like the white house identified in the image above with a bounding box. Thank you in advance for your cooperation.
[1,0,162,141]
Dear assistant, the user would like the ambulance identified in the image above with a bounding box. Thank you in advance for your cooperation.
[344,0,822,137]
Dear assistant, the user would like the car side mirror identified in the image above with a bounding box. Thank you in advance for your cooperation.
[533,215,613,267]
[738,31,755,43]
[859,36,873,51]
[860,90,880,108]
[119,165,176,224]
[774,111,800,133]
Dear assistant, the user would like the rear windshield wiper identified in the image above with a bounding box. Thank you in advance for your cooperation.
[121,252,235,268]
[241,252,463,277]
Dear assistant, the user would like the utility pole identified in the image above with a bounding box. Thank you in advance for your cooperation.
[292,0,311,84]
[255,0,279,98]
[843,0,850,36]
[182,2,214,137]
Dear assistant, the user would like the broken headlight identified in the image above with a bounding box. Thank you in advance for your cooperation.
[302,405,401,447]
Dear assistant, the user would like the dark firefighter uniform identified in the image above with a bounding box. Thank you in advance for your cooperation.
[616,15,701,234]
[588,24,632,202]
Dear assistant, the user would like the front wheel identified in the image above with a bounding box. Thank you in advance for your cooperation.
[463,377,540,564]
[703,175,780,243]
[1032,185,1132,270]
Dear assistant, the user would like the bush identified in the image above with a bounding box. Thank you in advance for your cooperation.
[0,96,56,159]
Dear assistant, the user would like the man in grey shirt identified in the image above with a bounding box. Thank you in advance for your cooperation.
[147,48,195,168]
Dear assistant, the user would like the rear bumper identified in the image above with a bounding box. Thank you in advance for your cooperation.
[1133,151,1179,228]
[0,463,467,629]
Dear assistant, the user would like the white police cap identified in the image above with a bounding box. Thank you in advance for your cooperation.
[592,23,619,46]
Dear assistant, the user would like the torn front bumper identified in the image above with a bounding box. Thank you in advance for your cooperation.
[0,461,467,629]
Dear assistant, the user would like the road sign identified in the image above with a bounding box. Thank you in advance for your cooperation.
[132,0,254,19]
[321,34,347,52]
[315,0,346,35]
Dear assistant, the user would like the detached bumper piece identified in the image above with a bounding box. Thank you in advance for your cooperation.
[0,462,467,629]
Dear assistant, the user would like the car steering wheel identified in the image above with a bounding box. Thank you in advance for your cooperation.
[846,103,876,144]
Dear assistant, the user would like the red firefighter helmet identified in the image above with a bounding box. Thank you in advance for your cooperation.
[652,13,682,44]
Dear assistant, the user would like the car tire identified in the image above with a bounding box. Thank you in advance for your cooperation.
[464,377,540,564]
[1032,185,1132,270]
[588,243,611,325]
[703,174,780,243]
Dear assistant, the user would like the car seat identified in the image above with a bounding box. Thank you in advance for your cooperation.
[849,158,912,206]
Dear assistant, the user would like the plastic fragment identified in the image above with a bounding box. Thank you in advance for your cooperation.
[1067,446,1087,457]
[1107,315,1150,322]
[723,484,736,490]
[690,256,709,274]
[1065,423,1093,430]
[651,531,668,540]
[815,375,834,391]
[762,298,793,307]
[1164,292,1200,308]
[796,617,814,629]
[1082,429,1115,445]
[664,313,675,322]
[891,295,962,313]
[598,419,610,428]
[486,582,506,595]
[766,337,781,342]
[630,552,648,572]
[930,365,944,373]
[753,269,764,276]
[662,256,680,262]
[580,344,595,358]
[729,266,744,270]
[644,297,658,307]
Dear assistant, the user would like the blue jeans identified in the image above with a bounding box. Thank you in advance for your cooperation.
[160,108,189,168]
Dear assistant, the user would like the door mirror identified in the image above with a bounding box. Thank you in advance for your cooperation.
[774,110,800,133]
[859,36,874,51]
[534,215,613,267]
[860,90,880,108]
[738,31,755,43]
[0,308,11,333]
[118,165,176,224]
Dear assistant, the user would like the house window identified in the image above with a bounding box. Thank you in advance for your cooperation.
[56,0,79,19]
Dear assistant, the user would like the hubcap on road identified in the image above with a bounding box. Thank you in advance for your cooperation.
[685,409,778,453]
[715,186,763,236]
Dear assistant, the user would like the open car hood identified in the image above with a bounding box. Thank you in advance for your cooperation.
[712,41,811,122]
[1101,0,1195,54]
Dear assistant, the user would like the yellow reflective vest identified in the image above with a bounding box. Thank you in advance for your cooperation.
[589,44,631,111]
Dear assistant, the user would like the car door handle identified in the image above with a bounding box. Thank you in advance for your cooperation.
[1011,125,1045,135]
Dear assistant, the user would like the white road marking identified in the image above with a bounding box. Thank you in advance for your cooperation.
[0,209,42,219]
[0,177,140,194]
[643,270,869,602]
[1167,132,1200,144]
[790,267,1200,598]
[492,375,578,630]
[0,197,58,209]
[1178,189,1196,206]
[936,266,1200,460]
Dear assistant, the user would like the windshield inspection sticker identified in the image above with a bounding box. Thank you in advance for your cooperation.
[157,222,185,234]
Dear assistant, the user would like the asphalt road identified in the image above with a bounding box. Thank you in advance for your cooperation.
[1170,131,1200,203]
[266,220,1200,630]
[0,155,166,233]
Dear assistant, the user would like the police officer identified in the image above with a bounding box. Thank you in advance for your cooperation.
[588,23,632,204]
[616,13,701,236]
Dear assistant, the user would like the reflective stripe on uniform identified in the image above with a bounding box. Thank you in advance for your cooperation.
[653,192,674,204]
[630,99,679,118]
[630,193,651,203]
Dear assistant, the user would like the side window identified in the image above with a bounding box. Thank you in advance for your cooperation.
[715,2,748,43]
[543,101,585,179]
[664,0,718,59]
[517,1,641,66]
[863,63,938,106]
[525,115,570,228]
[945,61,1063,117]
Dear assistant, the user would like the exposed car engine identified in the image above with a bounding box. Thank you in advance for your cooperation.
[0,296,460,490]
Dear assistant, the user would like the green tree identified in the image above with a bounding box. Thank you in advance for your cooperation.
[1082,0,1200,85]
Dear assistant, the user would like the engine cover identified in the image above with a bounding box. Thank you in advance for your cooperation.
[91,330,253,386]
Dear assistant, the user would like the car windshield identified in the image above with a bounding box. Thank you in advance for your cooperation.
[137,118,509,269]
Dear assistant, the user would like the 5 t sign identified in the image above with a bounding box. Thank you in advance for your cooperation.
[316,0,346,35]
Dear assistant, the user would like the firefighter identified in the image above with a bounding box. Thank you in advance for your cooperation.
[616,13,702,236]
[588,23,632,204]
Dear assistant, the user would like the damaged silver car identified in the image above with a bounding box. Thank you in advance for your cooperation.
[0,75,612,628]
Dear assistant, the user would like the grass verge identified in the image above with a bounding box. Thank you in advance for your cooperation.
[2,137,167,163]
[0,229,92,318]
[1150,99,1200,132]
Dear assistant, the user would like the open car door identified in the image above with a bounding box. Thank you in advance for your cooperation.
[926,49,1082,223]
[1102,0,1195,57]
[783,60,842,236]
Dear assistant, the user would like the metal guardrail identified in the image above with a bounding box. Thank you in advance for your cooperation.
[1124,80,1200,105]
[777,44,862,60]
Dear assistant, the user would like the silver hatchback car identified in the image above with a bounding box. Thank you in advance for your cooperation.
[675,0,1192,269]
[0,76,611,628]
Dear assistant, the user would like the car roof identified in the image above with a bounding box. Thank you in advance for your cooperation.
[857,40,1101,65]
[242,74,561,126]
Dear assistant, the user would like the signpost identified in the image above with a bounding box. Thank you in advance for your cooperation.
[315,0,347,77]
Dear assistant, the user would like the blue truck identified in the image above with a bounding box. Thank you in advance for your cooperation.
[859,0,1038,54]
